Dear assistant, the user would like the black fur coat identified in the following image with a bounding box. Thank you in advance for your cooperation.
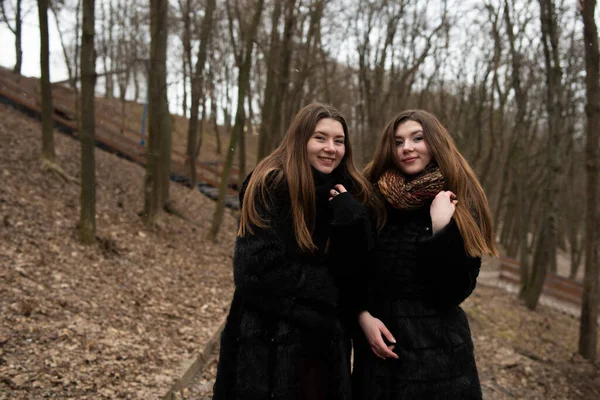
[213,169,367,400]
[352,200,482,400]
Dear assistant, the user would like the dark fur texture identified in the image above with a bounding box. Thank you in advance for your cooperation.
[213,171,366,400]
[352,200,482,400]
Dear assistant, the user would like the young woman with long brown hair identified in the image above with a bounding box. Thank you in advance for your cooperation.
[352,110,497,399]
[213,103,372,400]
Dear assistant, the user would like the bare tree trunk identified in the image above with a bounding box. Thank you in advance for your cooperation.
[37,0,55,163]
[143,0,171,225]
[209,69,222,155]
[187,0,216,189]
[256,0,282,162]
[578,0,600,361]
[179,0,191,119]
[106,0,115,98]
[286,0,324,125]
[569,223,584,280]
[78,0,96,244]
[14,0,22,74]
[504,0,532,297]
[1,0,23,74]
[182,56,188,119]
[524,0,563,310]
[100,0,109,97]
[208,0,264,241]
[270,0,296,146]
[239,90,252,187]
[194,94,207,163]
[223,64,232,133]
[134,72,140,102]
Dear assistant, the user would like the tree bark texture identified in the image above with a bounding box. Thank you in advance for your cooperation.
[187,0,216,190]
[578,0,600,361]
[14,0,22,74]
[524,0,563,310]
[37,0,55,163]
[143,0,171,225]
[78,0,97,244]
[256,0,282,162]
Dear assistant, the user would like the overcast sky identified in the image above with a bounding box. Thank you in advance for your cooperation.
[1,1,599,118]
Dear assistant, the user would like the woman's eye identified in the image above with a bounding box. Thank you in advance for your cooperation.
[314,136,325,141]
[395,141,403,146]
[414,136,423,142]
[335,139,345,145]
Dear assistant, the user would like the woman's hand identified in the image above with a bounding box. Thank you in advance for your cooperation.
[329,184,347,201]
[430,190,458,234]
[358,311,398,359]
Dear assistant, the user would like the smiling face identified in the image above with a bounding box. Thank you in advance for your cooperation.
[394,120,432,176]
[306,118,346,174]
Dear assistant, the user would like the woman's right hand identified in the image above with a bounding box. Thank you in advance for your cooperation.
[358,311,399,359]
[430,190,458,234]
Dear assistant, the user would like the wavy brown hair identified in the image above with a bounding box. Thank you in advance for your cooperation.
[364,110,498,257]
[238,103,372,252]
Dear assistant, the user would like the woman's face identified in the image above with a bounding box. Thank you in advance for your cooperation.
[306,118,346,174]
[394,120,432,176]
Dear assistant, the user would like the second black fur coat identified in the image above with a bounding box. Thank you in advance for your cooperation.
[351,200,482,400]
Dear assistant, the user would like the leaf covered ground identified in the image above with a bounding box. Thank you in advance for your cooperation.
[188,284,600,400]
[1,103,599,399]
[0,103,237,399]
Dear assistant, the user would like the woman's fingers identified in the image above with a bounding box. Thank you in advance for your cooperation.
[361,314,399,360]
[378,322,396,344]
[379,344,398,359]
[436,190,456,201]
[333,184,347,193]
[329,184,348,201]
[370,338,398,359]
[370,327,399,359]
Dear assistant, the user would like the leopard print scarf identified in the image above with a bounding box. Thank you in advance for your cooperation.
[377,166,445,210]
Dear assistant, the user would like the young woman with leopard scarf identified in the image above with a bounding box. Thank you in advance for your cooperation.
[352,110,498,400]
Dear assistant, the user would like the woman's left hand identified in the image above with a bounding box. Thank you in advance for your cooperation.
[430,190,458,234]
[329,184,347,201]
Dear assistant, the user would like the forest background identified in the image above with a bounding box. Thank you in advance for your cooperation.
[1,0,600,398]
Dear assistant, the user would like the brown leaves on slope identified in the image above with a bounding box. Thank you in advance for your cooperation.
[0,104,238,399]
[466,285,600,399]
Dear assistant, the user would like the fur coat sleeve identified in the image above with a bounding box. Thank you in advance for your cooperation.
[417,218,481,309]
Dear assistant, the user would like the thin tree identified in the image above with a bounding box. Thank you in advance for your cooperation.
[208,0,265,241]
[504,0,532,297]
[37,0,55,163]
[186,0,216,190]
[208,64,222,155]
[143,0,171,225]
[1,0,23,74]
[78,0,96,244]
[523,0,564,310]
[578,0,600,361]
[256,0,282,162]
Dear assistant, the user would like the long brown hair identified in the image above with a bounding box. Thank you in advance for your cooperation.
[239,103,372,252]
[364,110,498,257]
